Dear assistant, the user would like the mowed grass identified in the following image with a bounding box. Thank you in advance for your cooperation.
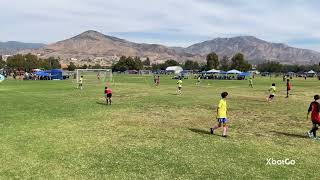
[0,74,320,179]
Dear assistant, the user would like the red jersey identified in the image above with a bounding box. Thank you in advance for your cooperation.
[308,101,320,122]
[287,82,291,90]
[105,89,112,94]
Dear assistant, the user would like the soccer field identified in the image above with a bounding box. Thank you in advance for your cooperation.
[0,75,319,179]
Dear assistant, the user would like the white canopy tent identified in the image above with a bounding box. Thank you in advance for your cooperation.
[227,69,242,74]
[207,69,221,73]
[307,70,316,74]
[166,66,183,74]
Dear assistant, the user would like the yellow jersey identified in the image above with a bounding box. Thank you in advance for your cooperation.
[217,99,227,118]
[177,80,182,87]
[269,86,276,95]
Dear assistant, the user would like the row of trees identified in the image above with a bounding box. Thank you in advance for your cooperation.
[111,52,252,72]
[206,52,251,71]
[257,61,320,73]
[67,63,105,71]
[1,54,61,72]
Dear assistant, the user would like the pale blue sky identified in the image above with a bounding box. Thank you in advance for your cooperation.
[1,0,320,51]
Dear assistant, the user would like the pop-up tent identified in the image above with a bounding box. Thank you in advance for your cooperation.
[307,70,316,74]
[306,70,316,77]
[34,71,50,77]
[46,69,63,80]
[166,66,183,74]
[207,69,221,74]
[227,69,242,74]
[0,74,5,82]
[239,72,251,76]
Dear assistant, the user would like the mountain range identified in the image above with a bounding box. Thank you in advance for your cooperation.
[3,30,320,65]
[0,41,45,55]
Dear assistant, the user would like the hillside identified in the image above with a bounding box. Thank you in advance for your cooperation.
[0,41,45,55]
[19,31,320,65]
[185,36,320,64]
[25,30,201,66]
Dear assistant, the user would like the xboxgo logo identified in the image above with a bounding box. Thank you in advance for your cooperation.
[266,158,296,166]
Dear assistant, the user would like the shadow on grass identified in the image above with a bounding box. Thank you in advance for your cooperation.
[96,101,107,106]
[189,128,211,135]
[270,131,307,139]
[168,93,179,96]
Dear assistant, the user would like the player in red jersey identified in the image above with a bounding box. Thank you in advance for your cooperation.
[104,87,113,105]
[306,95,320,139]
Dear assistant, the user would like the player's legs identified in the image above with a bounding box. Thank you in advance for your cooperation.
[222,122,228,137]
[108,97,112,105]
[107,94,112,105]
[211,122,222,134]
[310,123,319,138]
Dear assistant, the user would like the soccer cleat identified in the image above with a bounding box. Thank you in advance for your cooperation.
[313,137,320,141]
[222,135,228,138]
[306,131,313,138]
[210,128,214,134]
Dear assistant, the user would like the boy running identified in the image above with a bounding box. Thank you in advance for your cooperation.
[177,78,183,95]
[210,92,229,137]
[286,79,291,98]
[104,87,112,105]
[156,76,160,86]
[249,77,253,88]
[79,76,84,90]
[267,83,276,102]
[196,76,201,85]
[306,95,320,139]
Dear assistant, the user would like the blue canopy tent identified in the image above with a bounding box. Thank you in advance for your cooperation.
[46,69,63,80]
[34,71,50,77]
[239,72,251,76]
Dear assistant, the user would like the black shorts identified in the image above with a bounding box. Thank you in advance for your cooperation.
[269,95,274,98]
[178,87,182,90]
[106,93,112,98]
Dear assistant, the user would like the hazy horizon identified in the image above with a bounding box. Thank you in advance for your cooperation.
[1,0,320,51]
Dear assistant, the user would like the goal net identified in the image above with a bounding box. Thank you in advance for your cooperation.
[75,69,113,87]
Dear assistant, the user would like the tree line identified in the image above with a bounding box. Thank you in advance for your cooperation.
[1,53,61,72]
[111,52,252,72]
[257,61,320,73]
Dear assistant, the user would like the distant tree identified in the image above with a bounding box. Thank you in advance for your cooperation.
[92,64,102,69]
[24,53,39,72]
[206,52,219,70]
[6,54,25,70]
[41,56,61,70]
[0,56,5,69]
[81,64,88,69]
[143,57,151,66]
[165,59,179,67]
[67,62,77,71]
[220,56,230,71]
[230,53,251,71]
[134,56,143,70]
[257,61,282,73]
[184,60,199,70]
[112,56,144,72]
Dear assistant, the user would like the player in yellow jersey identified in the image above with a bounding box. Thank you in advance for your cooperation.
[177,78,183,95]
[210,92,229,137]
[79,76,84,90]
[267,83,276,102]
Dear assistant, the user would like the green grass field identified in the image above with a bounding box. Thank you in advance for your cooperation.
[1,74,320,179]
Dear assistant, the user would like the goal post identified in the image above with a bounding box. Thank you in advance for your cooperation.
[75,69,113,84]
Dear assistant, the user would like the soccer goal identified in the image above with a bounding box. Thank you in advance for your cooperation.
[75,69,113,86]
